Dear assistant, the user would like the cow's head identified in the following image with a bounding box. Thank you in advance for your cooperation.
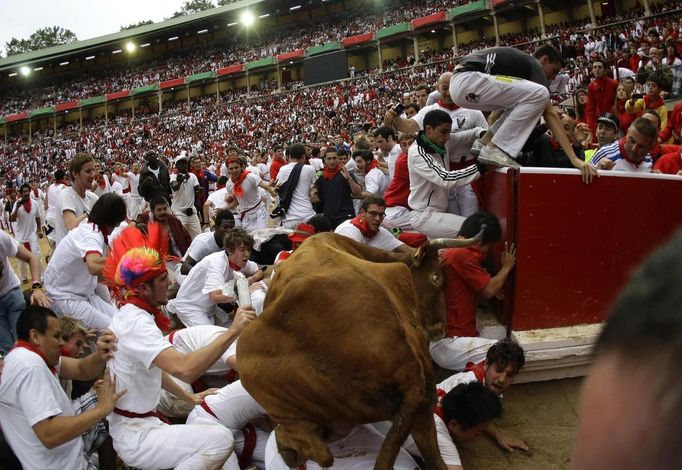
[406,226,486,341]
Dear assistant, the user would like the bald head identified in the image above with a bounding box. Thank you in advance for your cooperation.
[438,72,454,104]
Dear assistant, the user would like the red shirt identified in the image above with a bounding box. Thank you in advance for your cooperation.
[383,153,410,208]
[653,152,682,175]
[441,246,491,338]
[269,158,286,181]
[586,76,619,133]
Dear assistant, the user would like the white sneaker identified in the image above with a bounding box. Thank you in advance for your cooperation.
[479,146,521,169]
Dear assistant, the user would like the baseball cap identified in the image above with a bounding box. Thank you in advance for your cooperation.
[174,151,188,165]
[597,112,620,130]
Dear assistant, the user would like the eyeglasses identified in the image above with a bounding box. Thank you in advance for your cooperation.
[365,210,386,219]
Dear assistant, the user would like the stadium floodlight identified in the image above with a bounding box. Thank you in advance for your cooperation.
[126,42,136,53]
[240,11,255,26]
[20,66,30,76]
[228,22,238,27]
[8,72,18,77]
[168,36,179,41]
[258,13,270,18]
[290,5,301,10]
[33,67,43,71]
[140,43,150,48]
[60,61,69,66]
[198,29,209,34]
[113,49,122,54]
[85,55,96,60]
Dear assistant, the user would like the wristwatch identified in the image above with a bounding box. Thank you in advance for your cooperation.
[32,282,43,290]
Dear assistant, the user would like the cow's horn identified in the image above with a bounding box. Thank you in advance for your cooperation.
[428,225,486,250]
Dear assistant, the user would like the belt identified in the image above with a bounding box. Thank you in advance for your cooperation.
[200,400,258,469]
[240,201,262,221]
[113,407,170,424]
[200,399,217,418]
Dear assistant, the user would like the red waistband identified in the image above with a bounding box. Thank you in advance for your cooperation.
[240,201,262,220]
[200,399,217,419]
[113,407,170,424]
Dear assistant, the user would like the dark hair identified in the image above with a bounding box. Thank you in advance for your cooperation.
[486,338,526,374]
[144,151,160,162]
[361,196,386,211]
[459,212,502,246]
[288,144,306,160]
[214,209,235,227]
[352,149,374,164]
[533,44,563,64]
[54,169,65,181]
[337,149,349,158]
[322,147,338,159]
[423,109,452,130]
[217,175,228,186]
[223,227,254,252]
[307,214,332,233]
[646,68,671,91]
[311,147,321,158]
[414,83,430,94]
[405,102,420,113]
[630,116,658,140]
[441,381,502,429]
[374,126,396,141]
[19,183,30,193]
[16,306,58,341]
[149,194,168,211]
[88,193,127,228]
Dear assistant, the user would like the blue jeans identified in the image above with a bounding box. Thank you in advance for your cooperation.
[0,287,26,355]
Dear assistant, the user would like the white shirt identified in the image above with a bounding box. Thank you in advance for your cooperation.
[413,103,488,164]
[207,187,229,217]
[108,303,173,413]
[13,199,39,242]
[276,162,317,224]
[334,219,403,252]
[308,157,324,172]
[201,380,266,430]
[0,231,20,296]
[226,172,262,212]
[54,187,98,246]
[44,221,107,300]
[93,174,112,197]
[170,172,199,211]
[167,325,237,376]
[110,181,124,195]
[386,143,403,180]
[364,166,389,197]
[183,231,221,263]
[0,348,86,470]
[46,182,66,223]
[125,172,141,197]
[174,251,259,324]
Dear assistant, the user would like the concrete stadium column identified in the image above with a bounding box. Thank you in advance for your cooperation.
[536,0,546,37]
[79,108,82,132]
[413,36,420,64]
[586,0,596,28]
[216,80,220,102]
[492,12,501,45]
[452,23,459,57]
[246,72,251,94]
[642,0,651,16]
[158,91,163,114]
[3,126,6,145]
[53,115,57,135]
[277,66,282,89]
[377,42,384,72]
[28,119,32,144]
[186,85,191,108]
[105,103,108,127]
[131,97,135,120]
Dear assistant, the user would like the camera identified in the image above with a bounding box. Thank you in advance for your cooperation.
[394,103,406,115]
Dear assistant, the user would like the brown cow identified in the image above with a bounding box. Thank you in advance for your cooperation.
[237,230,484,470]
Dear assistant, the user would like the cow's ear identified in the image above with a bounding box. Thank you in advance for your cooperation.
[411,245,427,267]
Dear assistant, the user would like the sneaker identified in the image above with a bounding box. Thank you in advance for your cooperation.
[478,146,521,169]
[469,139,485,157]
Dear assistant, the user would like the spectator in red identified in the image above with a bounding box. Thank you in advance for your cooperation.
[659,102,682,145]
[269,145,287,181]
[653,147,682,175]
[613,83,639,136]
[586,60,619,135]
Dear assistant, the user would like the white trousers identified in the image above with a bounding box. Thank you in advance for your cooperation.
[187,406,269,470]
[382,206,414,231]
[448,184,479,218]
[409,207,465,239]
[50,294,116,330]
[109,415,233,470]
[173,208,202,240]
[429,336,496,371]
[17,235,40,281]
[450,71,549,158]
[237,203,268,233]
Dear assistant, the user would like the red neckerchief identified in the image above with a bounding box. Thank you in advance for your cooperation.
[32,188,39,197]
[125,296,171,331]
[98,175,106,189]
[434,388,447,423]
[322,165,342,180]
[13,340,57,375]
[193,169,205,187]
[549,137,562,151]
[366,159,380,172]
[351,214,378,239]
[229,259,242,271]
[60,346,74,357]
[21,197,32,214]
[231,171,248,198]
[668,55,676,66]
[644,94,664,110]
[464,360,486,383]
[438,99,460,111]
[619,137,646,167]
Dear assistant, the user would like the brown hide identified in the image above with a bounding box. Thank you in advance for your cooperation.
[237,233,448,469]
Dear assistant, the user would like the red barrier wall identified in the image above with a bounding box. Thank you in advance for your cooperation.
[483,168,682,331]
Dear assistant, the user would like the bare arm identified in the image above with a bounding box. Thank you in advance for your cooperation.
[152,307,256,383]
[63,210,88,231]
[208,289,237,305]
[180,256,198,275]
[60,330,117,381]
[480,242,516,299]
[384,108,420,133]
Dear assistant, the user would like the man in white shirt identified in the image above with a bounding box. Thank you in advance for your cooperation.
[169,228,264,327]
[226,156,276,233]
[335,196,413,253]
[45,169,68,250]
[204,176,230,222]
[45,194,127,330]
[374,127,402,180]
[0,305,122,470]
[179,209,236,279]
[275,144,317,229]
[0,231,49,355]
[54,153,99,247]
[104,224,257,469]
[170,153,202,239]
[10,183,43,282]
[353,149,389,198]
